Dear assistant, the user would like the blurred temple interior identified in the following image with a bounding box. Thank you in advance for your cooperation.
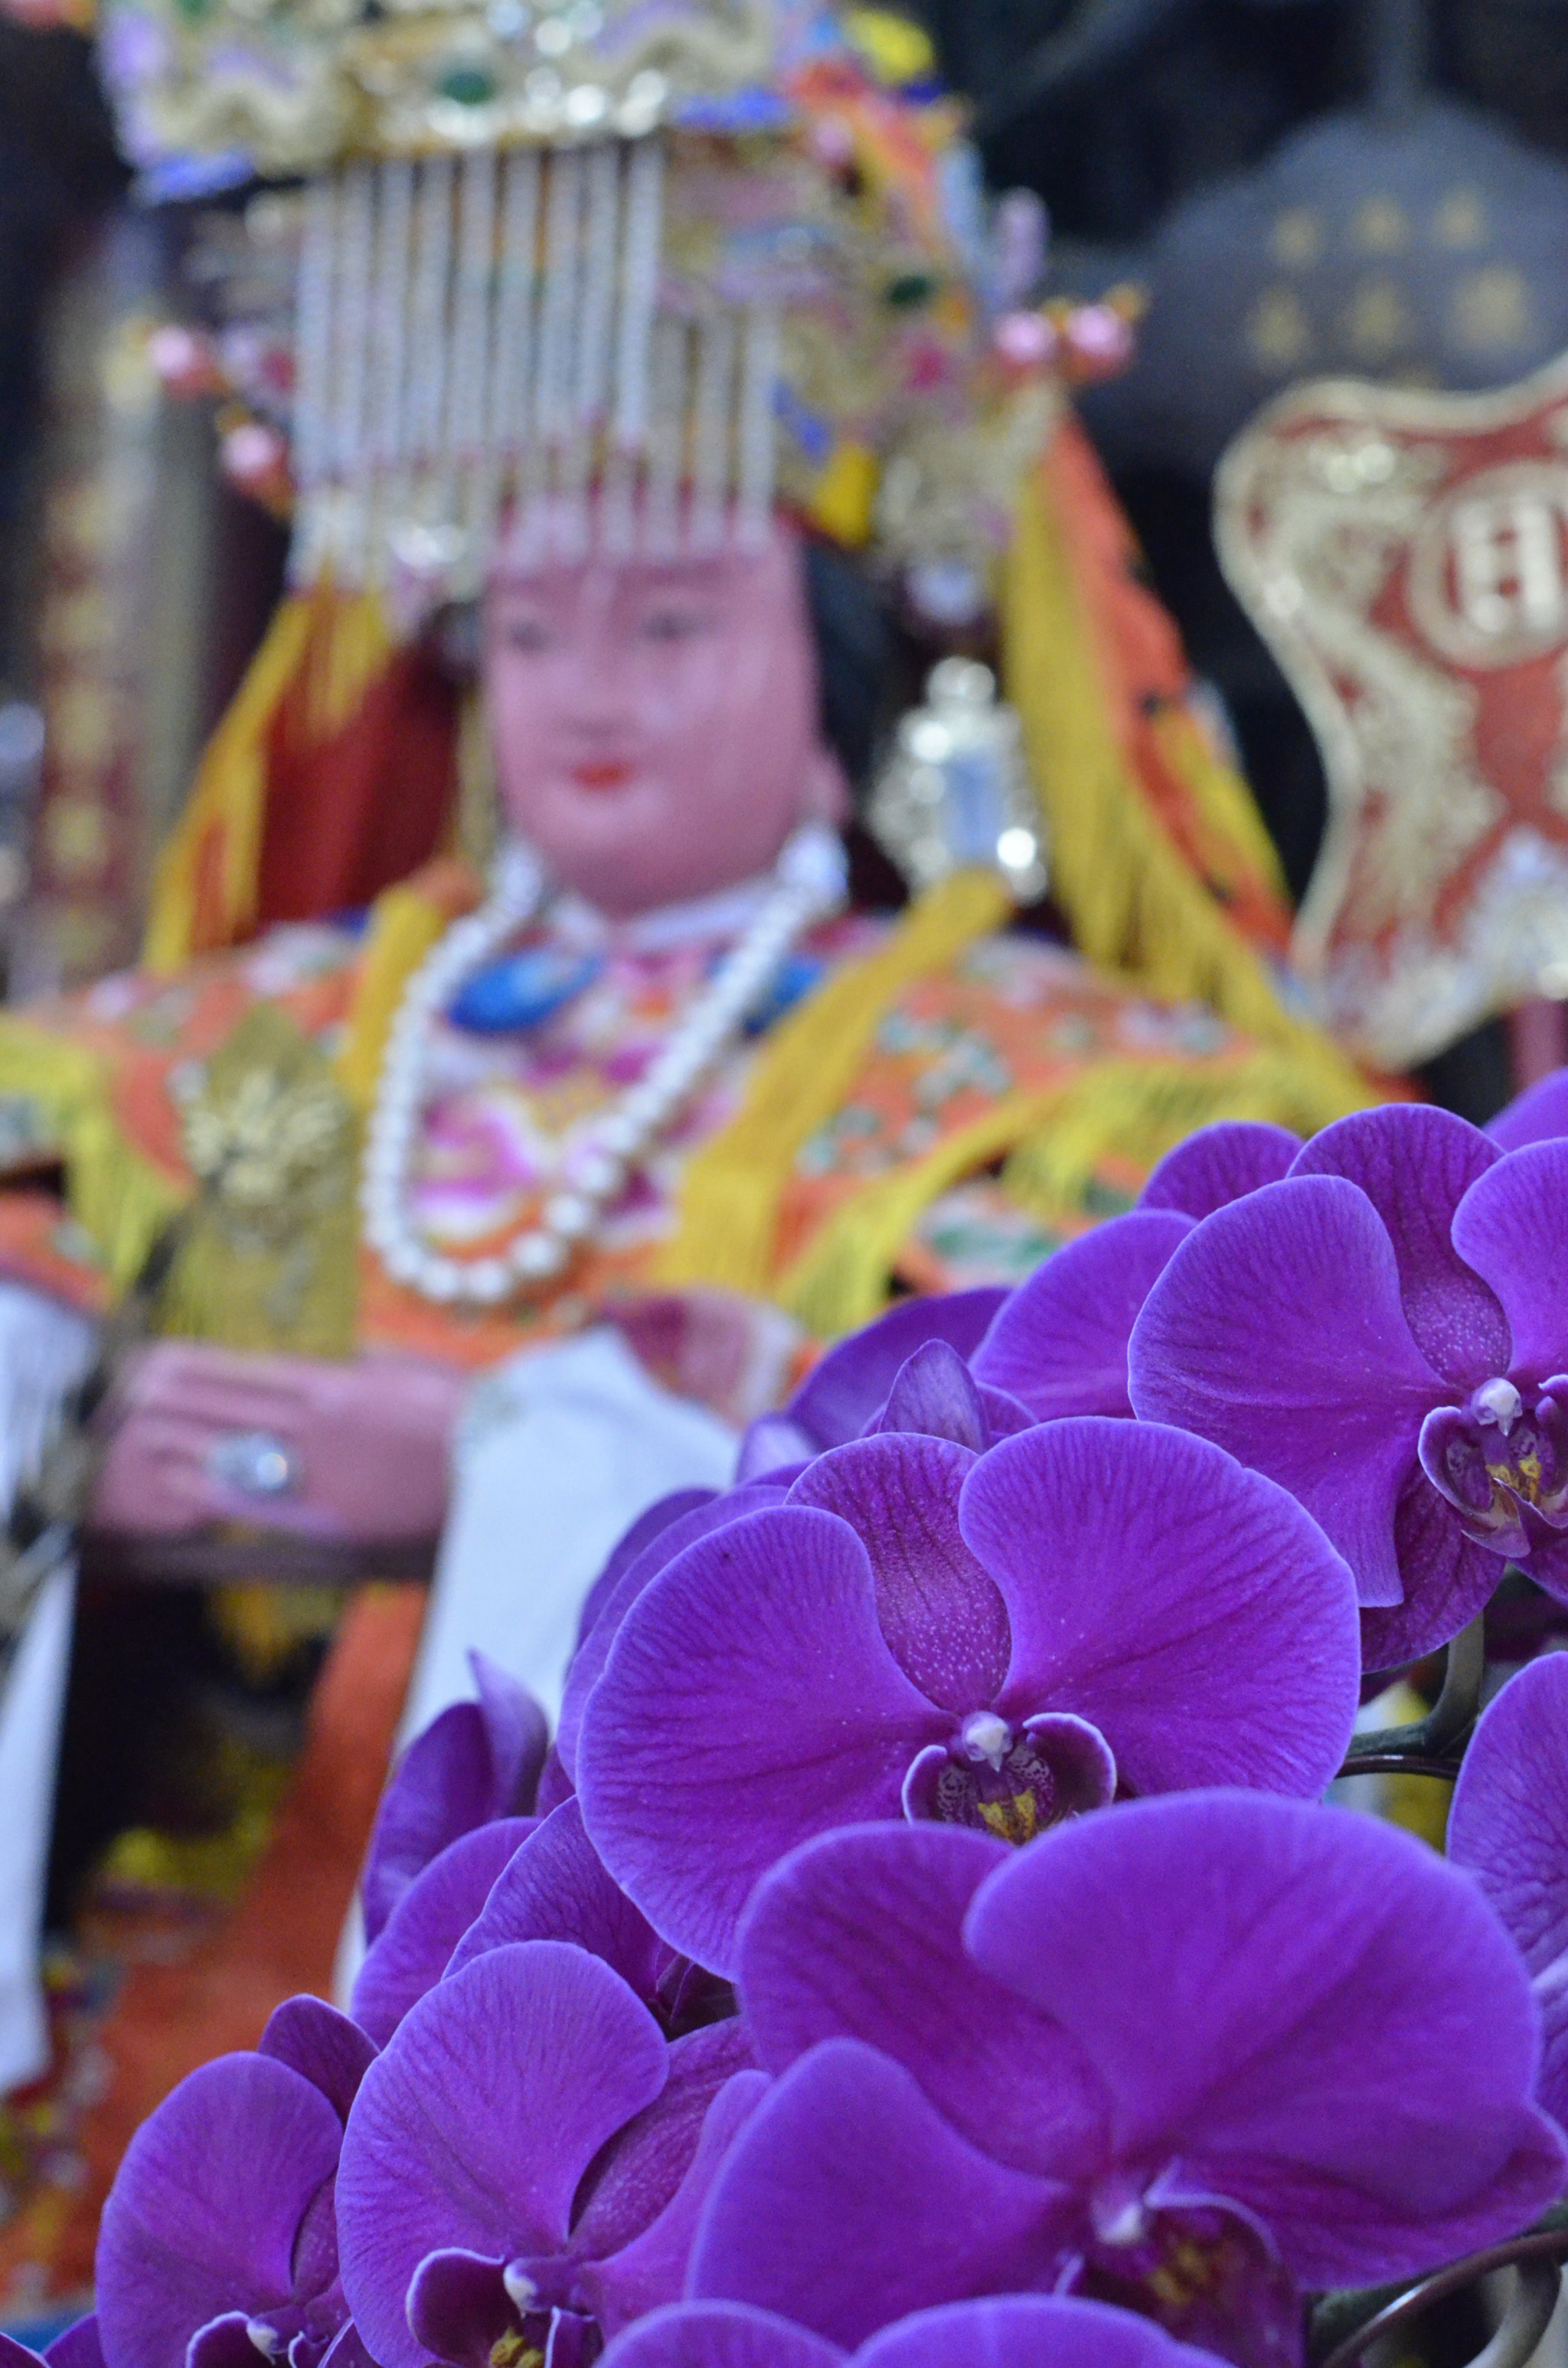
[0,2,1566,2362]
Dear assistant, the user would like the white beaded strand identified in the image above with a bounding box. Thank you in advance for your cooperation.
[289,172,338,587]
[735,301,780,551]
[361,823,848,1305]
[449,148,498,574]
[366,155,415,588]
[688,312,736,552]
[330,161,377,582]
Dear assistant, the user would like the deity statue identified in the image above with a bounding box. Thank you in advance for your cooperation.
[0,0,1371,2083]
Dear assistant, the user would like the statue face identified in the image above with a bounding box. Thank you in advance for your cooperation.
[484,519,844,920]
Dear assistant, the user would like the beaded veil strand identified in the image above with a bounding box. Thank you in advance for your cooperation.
[293,136,785,598]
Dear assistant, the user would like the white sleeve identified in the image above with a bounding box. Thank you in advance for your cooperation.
[0,1284,97,2098]
[400,1323,739,1738]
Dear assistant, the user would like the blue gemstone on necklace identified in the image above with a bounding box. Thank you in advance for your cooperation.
[741,950,827,1035]
[449,947,606,1035]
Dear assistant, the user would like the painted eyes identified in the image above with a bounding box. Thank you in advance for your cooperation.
[638,606,715,643]
[498,604,715,650]
[502,617,554,652]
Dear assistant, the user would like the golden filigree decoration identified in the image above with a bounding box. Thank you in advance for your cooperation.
[166,1002,360,1353]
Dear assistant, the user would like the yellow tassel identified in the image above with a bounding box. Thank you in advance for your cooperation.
[1001,473,1367,1109]
[336,875,472,1113]
[657,868,1011,1295]
[781,1048,1372,1339]
[807,443,880,549]
[780,1091,1064,1338]
[143,587,397,974]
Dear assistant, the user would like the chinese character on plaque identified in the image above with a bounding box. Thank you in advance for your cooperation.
[1217,354,1568,1069]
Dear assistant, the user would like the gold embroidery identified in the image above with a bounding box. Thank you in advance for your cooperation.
[164,1003,360,1355]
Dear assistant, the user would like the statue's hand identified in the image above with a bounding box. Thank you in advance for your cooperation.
[89,1343,469,1542]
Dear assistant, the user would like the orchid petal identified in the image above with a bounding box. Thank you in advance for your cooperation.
[258,2000,377,2124]
[589,2068,769,2333]
[1450,1653,1568,2128]
[1139,1123,1302,1219]
[470,1653,549,1808]
[360,1664,544,1945]
[1358,1465,1504,1672]
[44,2322,103,2368]
[597,2302,844,2368]
[577,1507,946,1974]
[1129,1177,1442,1607]
[185,2314,260,2368]
[1291,1107,1507,1383]
[689,2039,1075,2348]
[971,1213,1193,1420]
[736,1822,1106,2180]
[861,2296,1233,2368]
[0,2341,53,2368]
[447,1800,664,1997]
[317,2328,376,2368]
[96,2055,342,2368]
[577,1493,717,1651]
[867,1342,989,1449]
[350,1819,537,2048]
[335,1944,668,2368]
[789,1438,1010,1712]
[1451,1142,1568,1384]
[735,1419,814,1482]
[573,2022,759,2265]
[557,1485,788,1781]
[404,2251,512,2368]
[961,1421,1359,1798]
[1489,1067,1568,1153]
[786,1290,1009,1450]
[967,1790,1566,2288]
[864,1341,1033,1451]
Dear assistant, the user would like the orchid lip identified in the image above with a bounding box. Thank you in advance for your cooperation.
[1075,2177,1302,2367]
[1419,1375,1568,1552]
[902,1708,1117,1843]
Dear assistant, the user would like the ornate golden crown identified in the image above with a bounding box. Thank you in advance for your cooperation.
[104,1,1123,616]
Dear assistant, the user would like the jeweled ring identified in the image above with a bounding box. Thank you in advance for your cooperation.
[207,1430,301,1499]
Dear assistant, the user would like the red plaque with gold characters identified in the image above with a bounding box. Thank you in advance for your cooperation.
[1217,353,1568,1069]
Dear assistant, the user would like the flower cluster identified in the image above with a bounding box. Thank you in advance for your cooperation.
[51,1083,1568,2368]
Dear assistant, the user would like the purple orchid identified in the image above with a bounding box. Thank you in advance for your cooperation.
[351,1816,538,2046]
[1129,1105,1568,1665]
[449,1799,731,2033]
[94,2005,374,2368]
[737,1127,1294,1460]
[600,2294,1229,2368]
[968,1213,1194,1421]
[0,2324,107,2368]
[361,1653,547,1944]
[689,1801,1566,2368]
[556,1483,792,1788]
[1137,1122,1302,1218]
[1449,1650,1568,2127]
[335,1943,763,2368]
[576,1415,1360,1974]
[963,1121,1303,1424]
[1489,1064,1568,1153]
[735,1288,1008,1479]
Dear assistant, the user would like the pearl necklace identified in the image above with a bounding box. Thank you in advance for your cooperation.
[361,822,849,1305]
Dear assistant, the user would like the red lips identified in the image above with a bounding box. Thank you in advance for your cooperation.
[571,761,633,792]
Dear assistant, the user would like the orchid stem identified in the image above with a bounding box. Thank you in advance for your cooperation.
[1338,1614,1486,1778]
